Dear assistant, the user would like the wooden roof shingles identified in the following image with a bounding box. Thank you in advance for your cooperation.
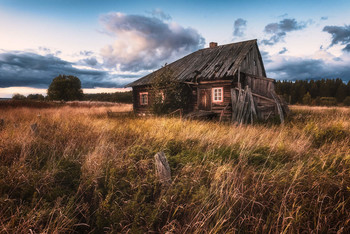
[127,39,257,87]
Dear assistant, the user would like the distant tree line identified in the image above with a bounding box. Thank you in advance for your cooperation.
[83,92,132,103]
[11,74,133,103]
[12,92,132,103]
[12,93,45,101]
[275,79,350,106]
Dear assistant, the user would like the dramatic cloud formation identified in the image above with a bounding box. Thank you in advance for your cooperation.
[323,25,350,51]
[233,18,247,37]
[100,12,205,72]
[267,56,350,81]
[261,18,308,45]
[0,51,125,88]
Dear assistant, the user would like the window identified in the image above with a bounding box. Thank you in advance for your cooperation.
[140,92,148,105]
[212,87,223,102]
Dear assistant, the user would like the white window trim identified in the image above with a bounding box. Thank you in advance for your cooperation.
[140,92,148,105]
[212,87,223,103]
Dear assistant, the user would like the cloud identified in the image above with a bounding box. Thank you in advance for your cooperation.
[80,50,94,56]
[38,47,61,56]
[261,18,308,45]
[259,50,273,64]
[267,56,350,81]
[343,44,350,52]
[233,18,247,37]
[322,25,350,51]
[279,47,288,54]
[0,51,128,88]
[321,16,328,21]
[99,12,205,72]
[149,8,171,20]
[278,13,288,18]
[82,57,99,67]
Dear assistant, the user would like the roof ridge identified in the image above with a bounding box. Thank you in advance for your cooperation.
[199,39,257,51]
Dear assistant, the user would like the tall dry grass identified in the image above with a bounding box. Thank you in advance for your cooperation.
[0,104,349,233]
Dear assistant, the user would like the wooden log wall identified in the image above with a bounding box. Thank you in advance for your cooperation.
[133,84,197,115]
[243,73,275,98]
[183,85,197,113]
[132,86,152,115]
[197,82,233,121]
[132,76,285,122]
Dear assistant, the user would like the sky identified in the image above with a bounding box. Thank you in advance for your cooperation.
[0,0,350,97]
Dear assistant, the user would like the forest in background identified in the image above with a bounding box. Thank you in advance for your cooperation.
[83,91,132,103]
[275,78,350,106]
[11,91,133,104]
[8,78,350,107]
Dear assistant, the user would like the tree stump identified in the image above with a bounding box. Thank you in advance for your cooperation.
[154,151,171,185]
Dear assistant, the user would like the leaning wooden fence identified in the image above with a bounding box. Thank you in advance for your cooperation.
[231,85,285,124]
[231,85,257,124]
[168,108,183,119]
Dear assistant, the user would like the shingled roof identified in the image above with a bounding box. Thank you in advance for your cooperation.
[127,39,260,87]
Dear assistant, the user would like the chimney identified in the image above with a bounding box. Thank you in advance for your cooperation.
[209,42,218,48]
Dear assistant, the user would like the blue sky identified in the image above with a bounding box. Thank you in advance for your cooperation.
[0,0,350,97]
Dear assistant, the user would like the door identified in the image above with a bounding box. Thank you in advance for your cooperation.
[199,89,211,111]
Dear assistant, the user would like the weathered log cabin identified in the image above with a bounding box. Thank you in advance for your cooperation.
[127,39,287,123]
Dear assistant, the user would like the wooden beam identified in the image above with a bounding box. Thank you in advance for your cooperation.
[243,73,275,82]
[233,88,274,103]
[182,81,198,85]
[198,80,232,84]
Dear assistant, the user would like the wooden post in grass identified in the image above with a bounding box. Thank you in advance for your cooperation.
[154,151,171,185]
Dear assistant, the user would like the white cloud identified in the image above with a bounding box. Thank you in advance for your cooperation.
[99,12,205,72]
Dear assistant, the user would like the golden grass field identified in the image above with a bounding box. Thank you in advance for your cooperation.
[0,103,349,233]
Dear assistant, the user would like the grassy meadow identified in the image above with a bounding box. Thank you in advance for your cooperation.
[0,104,349,233]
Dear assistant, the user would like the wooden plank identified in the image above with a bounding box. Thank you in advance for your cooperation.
[198,80,232,84]
[243,73,275,82]
[233,88,275,103]
[271,91,284,123]
[154,152,171,185]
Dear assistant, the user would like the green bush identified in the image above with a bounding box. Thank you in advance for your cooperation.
[302,92,312,105]
[48,75,83,101]
[150,67,192,115]
[343,96,350,106]
[12,93,26,100]
[320,97,337,106]
[27,94,45,101]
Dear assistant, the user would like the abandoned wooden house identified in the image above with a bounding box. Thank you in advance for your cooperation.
[127,39,288,123]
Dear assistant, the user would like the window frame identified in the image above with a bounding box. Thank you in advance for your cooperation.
[212,87,223,103]
[139,92,148,105]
